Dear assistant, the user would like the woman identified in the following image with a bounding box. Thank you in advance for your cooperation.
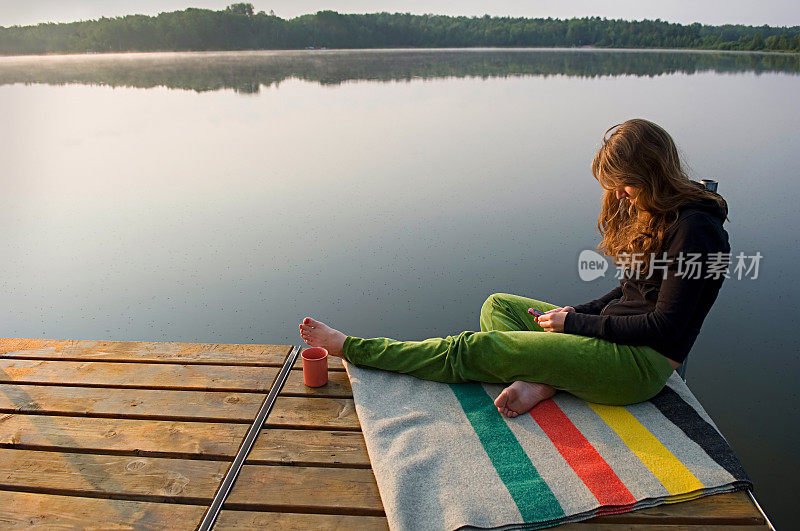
[299,118,730,418]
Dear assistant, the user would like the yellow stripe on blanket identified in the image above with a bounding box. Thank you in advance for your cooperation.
[589,403,705,495]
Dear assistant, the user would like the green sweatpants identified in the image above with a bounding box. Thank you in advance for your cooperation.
[341,292,674,405]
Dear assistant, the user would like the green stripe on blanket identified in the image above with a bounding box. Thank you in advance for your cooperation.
[450,383,564,523]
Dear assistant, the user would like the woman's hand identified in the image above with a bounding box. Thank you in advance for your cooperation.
[537,306,574,333]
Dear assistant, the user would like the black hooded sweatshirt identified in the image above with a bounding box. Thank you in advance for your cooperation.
[563,196,730,364]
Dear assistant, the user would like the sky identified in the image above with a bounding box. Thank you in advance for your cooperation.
[1,0,799,28]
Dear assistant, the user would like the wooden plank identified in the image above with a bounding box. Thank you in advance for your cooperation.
[248,429,370,467]
[283,369,353,397]
[0,360,353,394]
[0,490,205,530]
[0,448,382,513]
[0,338,347,369]
[0,338,293,366]
[0,385,357,426]
[0,414,248,459]
[265,396,360,429]
[0,359,278,392]
[216,510,389,530]
[226,464,384,515]
[585,490,766,526]
[0,384,265,422]
[0,448,226,503]
[0,415,367,466]
[0,492,389,529]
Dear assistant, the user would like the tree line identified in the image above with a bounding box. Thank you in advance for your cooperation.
[1,3,799,55]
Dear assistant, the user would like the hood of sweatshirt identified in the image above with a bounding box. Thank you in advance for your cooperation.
[677,196,727,223]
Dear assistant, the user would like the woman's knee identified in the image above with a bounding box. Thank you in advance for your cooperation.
[444,331,512,383]
[480,293,510,331]
[480,292,514,318]
[482,292,510,309]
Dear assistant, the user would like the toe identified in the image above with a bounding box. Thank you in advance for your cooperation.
[494,392,508,409]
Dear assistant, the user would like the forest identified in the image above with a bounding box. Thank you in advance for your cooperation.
[1,3,799,55]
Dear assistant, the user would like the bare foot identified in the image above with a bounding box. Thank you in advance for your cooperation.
[298,317,347,358]
[494,381,556,418]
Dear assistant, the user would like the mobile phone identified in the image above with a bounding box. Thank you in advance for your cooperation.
[527,308,544,317]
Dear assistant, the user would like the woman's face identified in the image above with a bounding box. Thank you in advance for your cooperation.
[616,185,641,204]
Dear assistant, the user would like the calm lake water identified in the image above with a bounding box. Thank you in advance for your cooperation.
[1,49,798,526]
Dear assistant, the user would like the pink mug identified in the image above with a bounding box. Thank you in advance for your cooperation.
[301,347,328,387]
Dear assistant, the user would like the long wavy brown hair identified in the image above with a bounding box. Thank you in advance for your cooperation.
[592,119,729,277]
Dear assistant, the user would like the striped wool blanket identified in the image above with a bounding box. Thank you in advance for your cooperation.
[343,362,752,530]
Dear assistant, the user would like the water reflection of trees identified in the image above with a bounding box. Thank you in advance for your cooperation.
[0,49,797,94]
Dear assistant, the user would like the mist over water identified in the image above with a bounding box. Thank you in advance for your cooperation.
[1,49,798,526]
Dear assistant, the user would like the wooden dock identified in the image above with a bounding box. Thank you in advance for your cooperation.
[0,338,771,529]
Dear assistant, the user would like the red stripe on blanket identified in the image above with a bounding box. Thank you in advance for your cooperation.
[530,400,637,506]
